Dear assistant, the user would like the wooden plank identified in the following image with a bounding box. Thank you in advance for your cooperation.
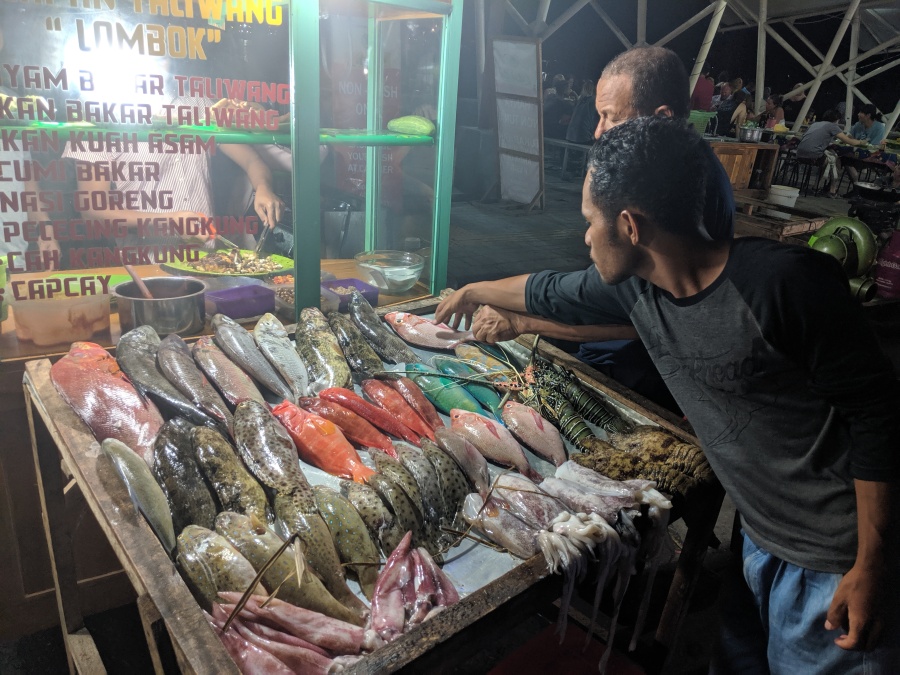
[344,555,552,674]
[69,629,107,675]
[23,359,240,675]
[137,594,167,675]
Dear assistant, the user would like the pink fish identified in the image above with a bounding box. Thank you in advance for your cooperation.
[450,409,542,482]
[50,342,164,466]
[500,401,567,467]
[384,312,473,350]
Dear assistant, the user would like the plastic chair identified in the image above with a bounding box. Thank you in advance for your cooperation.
[688,110,717,135]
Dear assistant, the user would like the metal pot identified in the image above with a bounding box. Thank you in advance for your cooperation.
[855,181,900,203]
[114,277,206,336]
[739,126,763,143]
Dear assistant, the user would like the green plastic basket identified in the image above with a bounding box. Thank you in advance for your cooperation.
[688,110,717,135]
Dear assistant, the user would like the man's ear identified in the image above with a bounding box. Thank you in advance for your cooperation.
[617,209,642,245]
[654,105,674,118]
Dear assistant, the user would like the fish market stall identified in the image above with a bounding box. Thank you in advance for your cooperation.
[22,293,724,674]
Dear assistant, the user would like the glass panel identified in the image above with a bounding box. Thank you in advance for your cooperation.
[0,1,293,358]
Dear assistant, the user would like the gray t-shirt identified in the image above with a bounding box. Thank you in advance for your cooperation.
[796,121,842,159]
[525,238,899,573]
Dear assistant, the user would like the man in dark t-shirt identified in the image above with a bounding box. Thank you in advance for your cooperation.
[446,116,900,671]
[436,46,734,411]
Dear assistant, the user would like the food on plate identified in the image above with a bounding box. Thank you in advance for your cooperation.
[189,249,283,275]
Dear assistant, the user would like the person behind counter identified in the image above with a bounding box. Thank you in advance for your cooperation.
[435,46,735,412]
[63,98,284,259]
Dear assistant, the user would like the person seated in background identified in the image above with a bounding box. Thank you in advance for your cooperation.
[729,90,757,136]
[710,81,733,111]
[850,104,887,145]
[760,95,785,128]
[690,66,715,111]
[715,81,742,136]
[795,109,866,198]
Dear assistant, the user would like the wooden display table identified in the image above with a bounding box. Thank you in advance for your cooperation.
[731,194,829,243]
[22,303,724,674]
[709,140,780,191]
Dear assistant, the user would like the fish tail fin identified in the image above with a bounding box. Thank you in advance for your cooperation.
[352,464,376,483]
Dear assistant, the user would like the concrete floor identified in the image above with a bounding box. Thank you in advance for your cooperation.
[1,172,892,674]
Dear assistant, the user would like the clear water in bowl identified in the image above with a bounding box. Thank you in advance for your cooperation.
[358,260,421,290]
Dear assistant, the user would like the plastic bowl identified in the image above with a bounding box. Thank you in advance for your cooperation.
[353,250,425,293]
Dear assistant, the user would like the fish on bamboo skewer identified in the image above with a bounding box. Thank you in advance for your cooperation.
[158,333,233,434]
[328,312,384,381]
[212,314,294,401]
[214,511,361,625]
[118,325,219,427]
[348,289,420,364]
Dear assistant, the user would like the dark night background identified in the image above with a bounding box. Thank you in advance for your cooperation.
[457,0,900,120]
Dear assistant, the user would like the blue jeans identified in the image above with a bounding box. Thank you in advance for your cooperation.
[711,532,899,674]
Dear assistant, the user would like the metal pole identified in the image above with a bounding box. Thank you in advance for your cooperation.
[689,0,728,95]
[845,12,860,131]
[782,21,872,105]
[765,0,895,25]
[503,0,530,34]
[637,0,647,45]
[589,0,632,49]
[853,57,900,85]
[537,0,551,23]
[655,3,716,48]
[476,0,485,106]
[755,0,767,114]
[790,0,862,131]
[541,0,591,40]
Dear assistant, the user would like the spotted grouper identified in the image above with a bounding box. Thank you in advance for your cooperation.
[232,400,367,621]
[340,480,406,557]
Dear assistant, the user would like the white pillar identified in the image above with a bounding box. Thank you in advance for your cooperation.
[689,0,727,94]
[791,0,862,131]
[476,0,485,106]
[590,0,632,49]
[845,12,859,131]
[755,0,767,114]
[884,96,900,139]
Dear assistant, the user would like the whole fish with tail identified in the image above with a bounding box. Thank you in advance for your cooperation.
[295,307,352,392]
[212,314,294,401]
[341,480,406,557]
[347,289,419,364]
[383,376,445,432]
[192,426,272,524]
[176,525,265,609]
[192,337,265,408]
[313,486,381,600]
[253,313,310,401]
[101,438,176,555]
[328,312,384,381]
[434,427,491,498]
[157,333,232,434]
[231,400,367,618]
[451,409,543,482]
[405,363,484,416]
[383,311,473,350]
[117,326,218,426]
[366,473,426,553]
[152,417,218,532]
[422,439,471,531]
[432,355,504,417]
[214,511,362,625]
[51,342,163,465]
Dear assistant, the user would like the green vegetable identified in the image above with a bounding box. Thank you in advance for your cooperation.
[387,115,435,136]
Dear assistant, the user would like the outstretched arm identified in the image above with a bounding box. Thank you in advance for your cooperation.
[471,305,638,344]
[825,479,893,651]
[435,276,531,330]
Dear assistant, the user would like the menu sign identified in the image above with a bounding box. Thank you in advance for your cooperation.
[0,1,290,349]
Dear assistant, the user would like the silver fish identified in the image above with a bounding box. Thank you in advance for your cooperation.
[212,314,294,401]
[192,336,265,408]
[348,289,419,364]
[101,438,175,555]
[253,313,309,402]
[158,333,233,434]
[117,325,216,426]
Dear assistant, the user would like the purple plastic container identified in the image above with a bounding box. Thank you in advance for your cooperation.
[321,278,379,312]
[206,285,275,319]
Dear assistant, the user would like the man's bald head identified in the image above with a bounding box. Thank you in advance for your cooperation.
[602,46,690,120]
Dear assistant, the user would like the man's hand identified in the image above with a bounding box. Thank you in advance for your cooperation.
[435,286,481,330]
[253,185,284,230]
[825,561,884,651]
[471,305,522,343]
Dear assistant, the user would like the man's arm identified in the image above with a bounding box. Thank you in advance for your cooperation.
[435,275,530,330]
[471,305,638,344]
[825,479,892,651]
[219,144,283,229]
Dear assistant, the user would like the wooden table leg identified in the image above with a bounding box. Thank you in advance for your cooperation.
[26,386,106,675]
[136,594,166,675]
